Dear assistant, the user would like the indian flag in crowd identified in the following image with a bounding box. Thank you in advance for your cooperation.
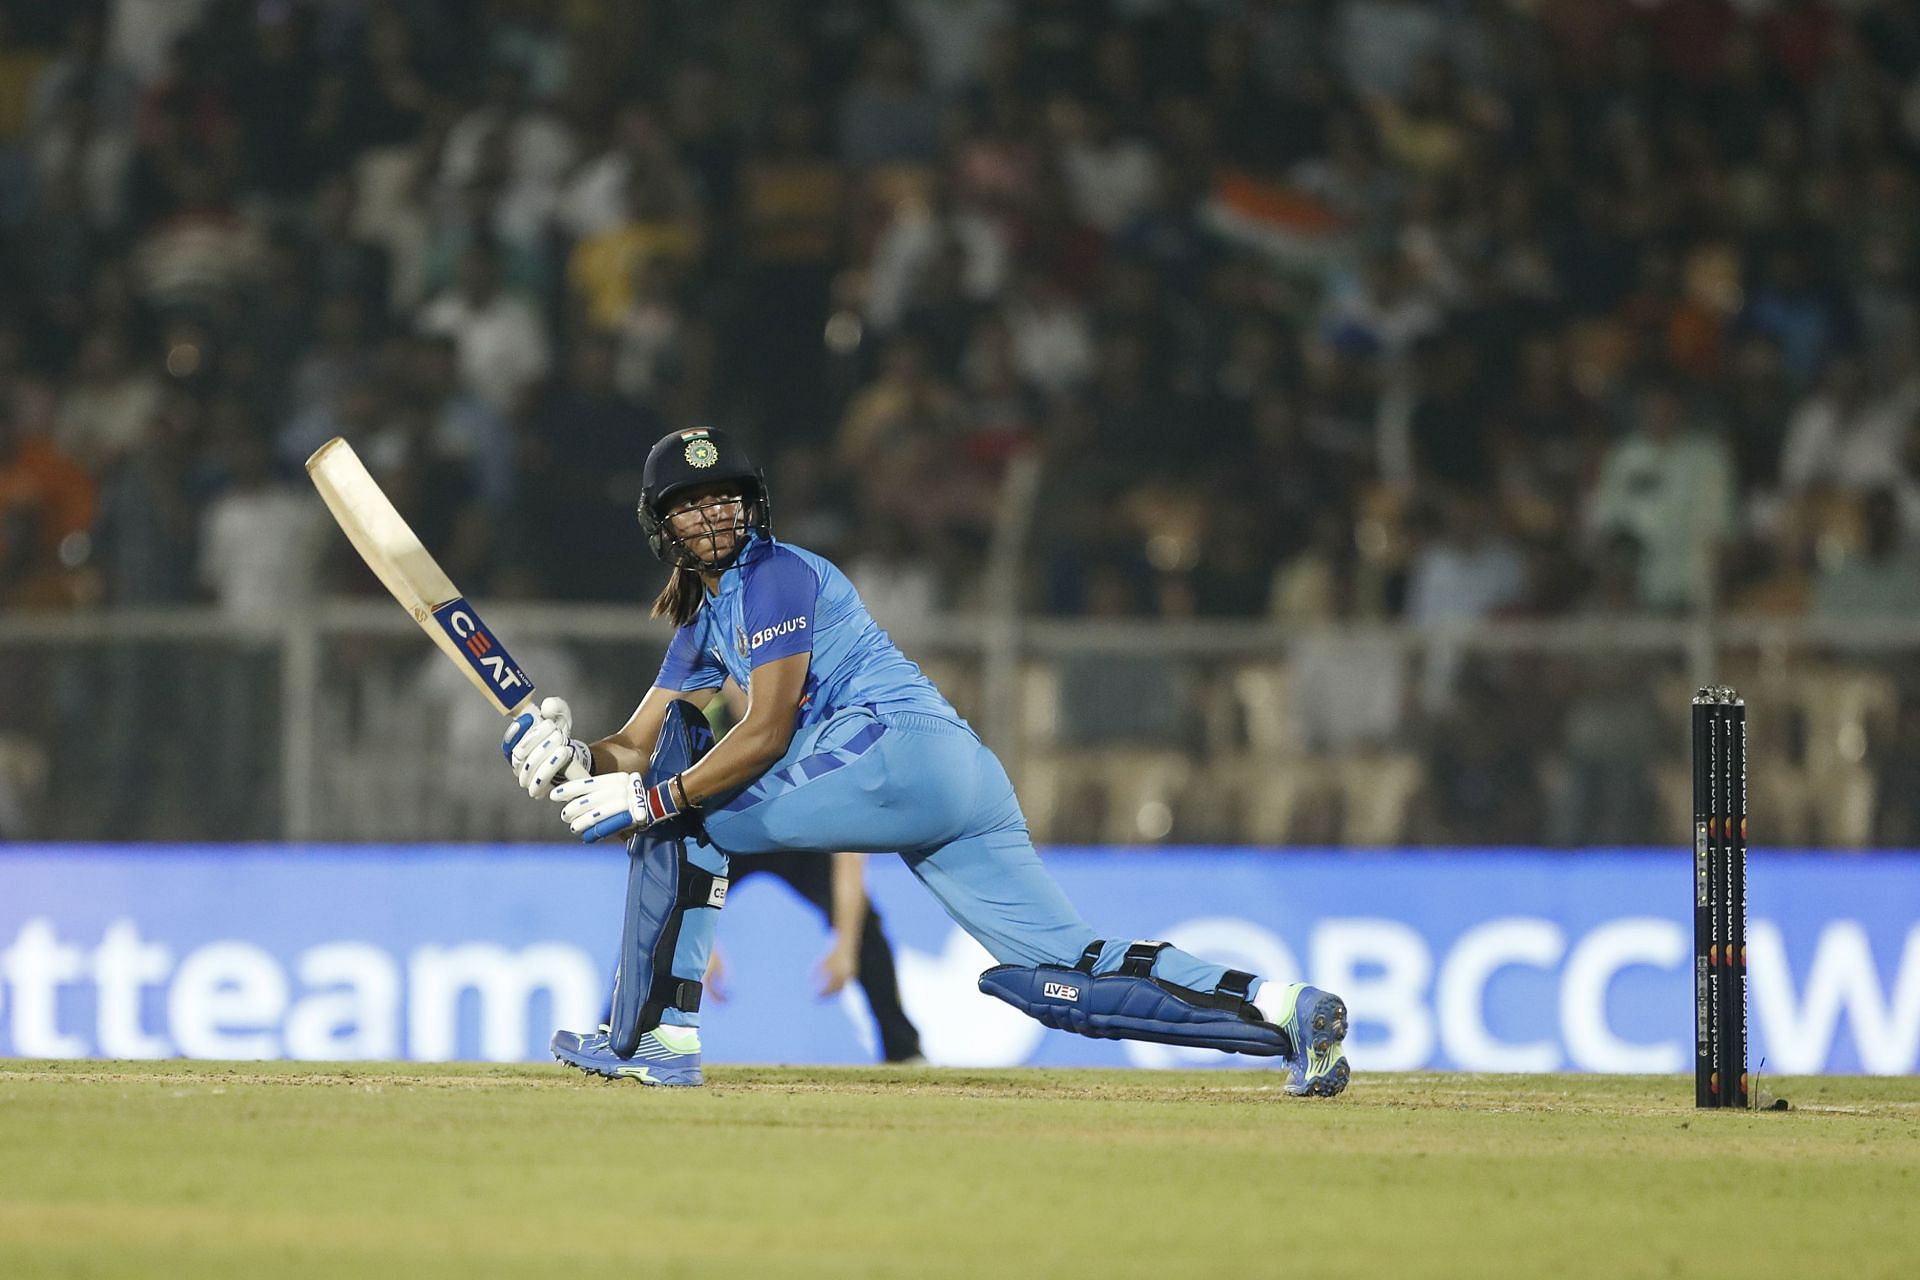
[1202,171,1353,272]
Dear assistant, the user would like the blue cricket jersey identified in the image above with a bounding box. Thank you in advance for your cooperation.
[653,534,963,731]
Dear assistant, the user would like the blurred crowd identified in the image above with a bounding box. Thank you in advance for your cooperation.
[4,0,1920,623]
[6,0,1920,845]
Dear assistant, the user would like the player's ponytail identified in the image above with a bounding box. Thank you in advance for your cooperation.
[652,565,706,627]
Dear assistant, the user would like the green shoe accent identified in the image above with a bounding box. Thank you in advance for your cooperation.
[1270,982,1310,1036]
[652,1025,700,1054]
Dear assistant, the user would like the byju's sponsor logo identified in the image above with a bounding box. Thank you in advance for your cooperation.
[750,617,807,649]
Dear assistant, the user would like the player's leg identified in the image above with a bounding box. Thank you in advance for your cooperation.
[699,707,977,856]
[901,742,1350,1093]
[700,709,1348,1091]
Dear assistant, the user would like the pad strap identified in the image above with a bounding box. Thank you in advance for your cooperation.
[1121,941,1170,977]
[679,866,729,911]
[650,973,703,1015]
[1070,942,1254,1013]
[1216,969,1257,1004]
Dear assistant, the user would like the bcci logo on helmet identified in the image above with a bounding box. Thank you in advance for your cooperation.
[684,438,719,468]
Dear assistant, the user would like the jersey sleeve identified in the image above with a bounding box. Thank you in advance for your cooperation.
[741,549,819,669]
[654,616,726,692]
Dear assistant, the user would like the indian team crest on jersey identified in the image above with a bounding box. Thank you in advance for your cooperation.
[735,625,750,659]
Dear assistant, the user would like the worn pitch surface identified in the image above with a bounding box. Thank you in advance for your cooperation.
[1,1062,1914,1279]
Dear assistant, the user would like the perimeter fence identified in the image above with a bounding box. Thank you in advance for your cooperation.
[2,609,1914,848]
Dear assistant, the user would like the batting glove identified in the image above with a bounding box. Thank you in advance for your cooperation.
[503,696,592,799]
[551,771,689,843]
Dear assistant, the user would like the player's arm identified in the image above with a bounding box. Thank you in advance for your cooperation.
[549,653,805,843]
[673,651,808,806]
[589,684,721,775]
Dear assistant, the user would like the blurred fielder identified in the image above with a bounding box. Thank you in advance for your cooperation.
[505,427,1349,1095]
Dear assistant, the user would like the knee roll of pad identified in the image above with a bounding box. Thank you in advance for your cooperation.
[608,701,726,1057]
[977,940,1292,1058]
[644,699,717,841]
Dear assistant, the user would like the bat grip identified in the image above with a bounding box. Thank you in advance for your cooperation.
[558,754,594,785]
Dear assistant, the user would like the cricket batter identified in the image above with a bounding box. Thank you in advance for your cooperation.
[504,427,1349,1094]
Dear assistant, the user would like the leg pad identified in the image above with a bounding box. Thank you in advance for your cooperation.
[608,701,725,1057]
[977,940,1292,1057]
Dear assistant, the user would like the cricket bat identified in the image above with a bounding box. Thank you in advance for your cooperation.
[306,437,589,780]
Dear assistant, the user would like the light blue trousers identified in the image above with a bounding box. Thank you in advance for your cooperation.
[662,706,1243,1028]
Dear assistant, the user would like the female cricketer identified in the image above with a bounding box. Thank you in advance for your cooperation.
[503,426,1349,1094]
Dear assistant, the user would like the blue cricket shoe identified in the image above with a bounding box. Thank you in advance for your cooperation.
[551,1024,704,1087]
[1264,982,1351,1098]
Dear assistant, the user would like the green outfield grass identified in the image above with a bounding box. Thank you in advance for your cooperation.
[1,1062,1914,1279]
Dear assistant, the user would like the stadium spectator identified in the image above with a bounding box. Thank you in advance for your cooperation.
[836,29,942,172]
[53,328,162,472]
[0,377,93,609]
[196,431,323,616]
[1587,377,1737,612]
[1812,489,1920,618]
[418,243,550,417]
[1779,352,1919,496]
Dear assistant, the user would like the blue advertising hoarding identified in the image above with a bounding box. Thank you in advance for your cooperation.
[1,846,1915,1074]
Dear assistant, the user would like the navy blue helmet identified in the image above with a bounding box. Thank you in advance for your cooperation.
[637,427,770,571]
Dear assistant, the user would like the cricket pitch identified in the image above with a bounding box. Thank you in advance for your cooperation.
[2,1062,1915,1279]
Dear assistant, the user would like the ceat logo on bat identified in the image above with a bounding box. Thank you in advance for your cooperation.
[432,599,530,701]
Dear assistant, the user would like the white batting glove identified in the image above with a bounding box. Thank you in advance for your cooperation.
[502,696,592,799]
[551,771,689,843]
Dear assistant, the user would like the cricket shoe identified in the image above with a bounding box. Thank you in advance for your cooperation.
[1260,982,1350,1098]
[550,1024,704,1086]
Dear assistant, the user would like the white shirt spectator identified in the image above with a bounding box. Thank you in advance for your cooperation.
[1320,271,1444,364]
[439,105,577,245]
[418,290,552,414]
[1404,540,1526,626]
[556,150,633,239]
[865,199,1010,328]
[1003,286,1095,396]
[1588,430,1737,611]
[134,212,267,308]
[899,0,1015,93]
[1288,629,1406,753]
[1403,522,1527,711]
[1779,382,1920,495]
[846,551,940,630]
[110,0,214,85]
[1061,134,1161,234]
[1335,0,1446,99]
[198,483,326,616]
[54,371,162,472]
[615,296,685,401]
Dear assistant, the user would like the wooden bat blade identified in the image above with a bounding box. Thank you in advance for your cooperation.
[306,437,536,716]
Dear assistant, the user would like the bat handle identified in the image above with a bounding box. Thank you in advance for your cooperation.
[558,755,594,784]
